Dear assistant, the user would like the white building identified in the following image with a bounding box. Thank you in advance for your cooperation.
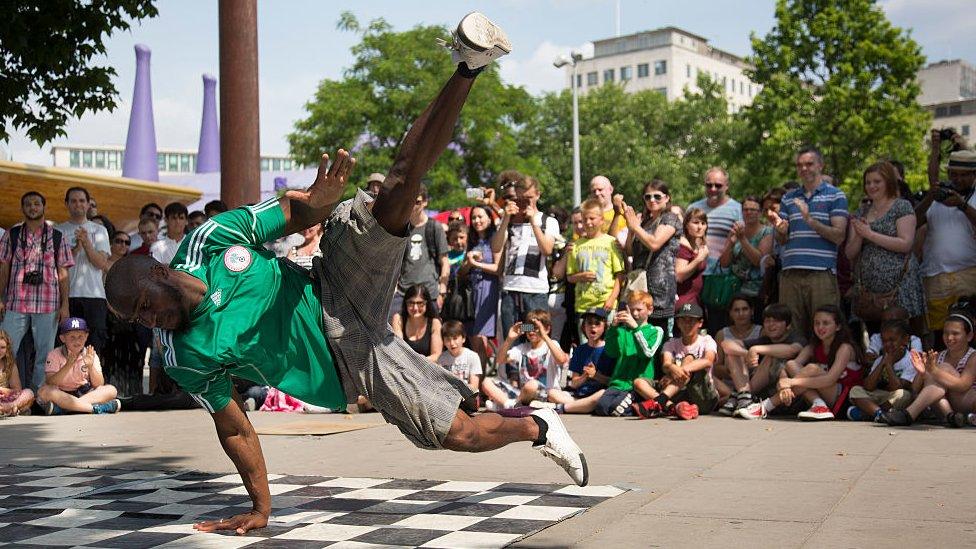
[50,144,299,177]
[917,60,976,139]
[563,27,759,112]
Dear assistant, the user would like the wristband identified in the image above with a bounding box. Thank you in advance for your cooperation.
[959,203,969,213]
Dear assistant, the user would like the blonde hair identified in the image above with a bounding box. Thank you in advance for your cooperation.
[580,198,603,215]
[0,330,13,388]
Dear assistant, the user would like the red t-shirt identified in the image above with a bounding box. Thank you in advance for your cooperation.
[676,244,705,308]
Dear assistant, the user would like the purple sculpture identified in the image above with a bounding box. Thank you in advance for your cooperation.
[122,44,159,181]
[196,74,220,173]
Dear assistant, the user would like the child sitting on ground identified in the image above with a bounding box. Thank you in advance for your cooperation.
[847,320,915,422]
[863,306,922,366]
[633,303,718,420]
[37,317,121,416]
[437,320,483,395]
[595,291,665,416]
[483,309,569,410]
[719,303,805,415]
[0,330,34,416]
[548,307,615,414]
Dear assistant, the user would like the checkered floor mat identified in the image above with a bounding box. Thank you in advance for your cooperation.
[0,465,625,548]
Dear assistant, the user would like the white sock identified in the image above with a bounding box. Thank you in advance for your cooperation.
[761,398,776,413]
[504,398,517,409]
[811,398,827,409]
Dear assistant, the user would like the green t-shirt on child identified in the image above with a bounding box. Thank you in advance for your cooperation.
[604,322,664,391]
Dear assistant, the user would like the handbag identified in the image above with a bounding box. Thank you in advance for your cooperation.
[701,268,742,310]
[441,276,476,322]
[849,254,910,322]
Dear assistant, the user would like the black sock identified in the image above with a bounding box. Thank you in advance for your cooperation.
[458,62,484,78]
[530,414,548,445]
[654,394,669,408]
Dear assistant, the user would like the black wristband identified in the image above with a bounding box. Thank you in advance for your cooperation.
[959,203,969,213]
[457,62,484,79]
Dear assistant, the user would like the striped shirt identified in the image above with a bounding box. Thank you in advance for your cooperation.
[687,197,742,275]
[780,182,848,271]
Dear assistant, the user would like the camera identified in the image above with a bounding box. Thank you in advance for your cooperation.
[933,181,957,203]
[519,323,536,334]
[23,271,43,286]
[939,127,964,153]
[465,187,485,200]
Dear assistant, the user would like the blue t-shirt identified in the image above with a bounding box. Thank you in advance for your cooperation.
[779,182,848,272]
[568,342,613,397]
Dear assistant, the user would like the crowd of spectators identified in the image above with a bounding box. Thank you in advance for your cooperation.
[1,130,975,428]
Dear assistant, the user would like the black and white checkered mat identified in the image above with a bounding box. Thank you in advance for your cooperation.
[0,465,625,548]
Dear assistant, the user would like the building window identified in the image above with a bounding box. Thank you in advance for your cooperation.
[740,81,744,95]
[603,68,615,83]
[260,158,269,171]
[69,150,80,168]
[158,154,166,171]
[82,150,92,168]
[106,151,119,170]
[94,150,105,168]
[963,125,971,136]
[654,87,667,96]
[686,64,691,78]
[576,74,582,88]
[748,84,753,97]
[272,158,282,171]
[637,63,649,78]
[654,60,667,75]
[586,71,598,86]
[620,66,632,81]
[167,154,178,172]
[179,154,191,172]
[949,105,962,116]
[935,106,948,117]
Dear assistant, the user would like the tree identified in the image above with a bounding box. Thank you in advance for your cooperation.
[288,12,537,209]
[741,0,929,195]
[518,75,748,209]
[1,0,158,144]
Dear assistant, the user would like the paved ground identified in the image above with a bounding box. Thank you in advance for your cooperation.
[2,410,976,548]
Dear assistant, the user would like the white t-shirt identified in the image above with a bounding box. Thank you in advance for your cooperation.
[502,212,560,294]
[150,235,185,266]
[869,351,917,383]
[504,341,564,390]
[662,335,718,364]
[437,348,483,381]
[867,333,922,357]
[921,193,976,277]
[54,220,110,299]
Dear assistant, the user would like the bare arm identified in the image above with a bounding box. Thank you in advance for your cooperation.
[682,350,717,374]
[859,214,916,254]
[391,314,404,339]
[57,266,70,322]
[751,342,804,360]
[789,344,854,390]
[928,354,976,393]
[428,318,443,363]
[803,214,848,246]
[87,349,105,387]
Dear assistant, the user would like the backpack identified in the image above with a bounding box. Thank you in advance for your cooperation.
[423,219,440,264]
[7,224,63,269]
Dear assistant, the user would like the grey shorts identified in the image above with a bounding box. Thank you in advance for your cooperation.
[313,190,474,450]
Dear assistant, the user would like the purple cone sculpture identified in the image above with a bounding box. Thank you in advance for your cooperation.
[122,44,159,181]
[196,74,220,173]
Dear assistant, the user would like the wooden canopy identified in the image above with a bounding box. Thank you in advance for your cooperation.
[0,161,202,233]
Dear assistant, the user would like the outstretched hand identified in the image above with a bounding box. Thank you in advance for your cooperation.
[285,150,356,210]
[194,510,268,535]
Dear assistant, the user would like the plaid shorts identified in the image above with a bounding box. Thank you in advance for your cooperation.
[314,190,474,450]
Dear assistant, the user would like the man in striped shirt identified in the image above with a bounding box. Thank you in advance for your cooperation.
[772,146,849,339]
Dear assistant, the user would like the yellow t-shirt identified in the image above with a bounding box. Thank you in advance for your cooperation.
[567,233,626,312]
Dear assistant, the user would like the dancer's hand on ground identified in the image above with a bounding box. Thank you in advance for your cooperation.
[193,509,268,535]
[286,150,356,210]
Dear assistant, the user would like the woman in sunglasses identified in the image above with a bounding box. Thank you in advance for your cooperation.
[620,179,683,336]
[104,230,131,281]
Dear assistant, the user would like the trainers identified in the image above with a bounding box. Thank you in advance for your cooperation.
[968,413,976,427]
[528,400,556,410]
[244,397,256,412]
[530,408,588,486]
[440,12,512,70]
[737,402,767,420]
[873,409,887,424]
[947,412,967,428]
[798,404,834,421]
[674,401,699,420]
[42,401,63,416]
[92,399,121,415]
[846,406,865,421]
[885,409,913,426]
[632,399,663,419]
[718,395,737,416]
[735,392,754,411]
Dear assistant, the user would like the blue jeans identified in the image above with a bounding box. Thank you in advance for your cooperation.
[2,311,58,391]
[499,290,549,339]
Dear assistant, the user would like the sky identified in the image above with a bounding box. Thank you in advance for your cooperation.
[4,0,976,166]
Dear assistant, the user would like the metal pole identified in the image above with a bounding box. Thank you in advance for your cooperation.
[571,62,581,207]
[218,0,260,208]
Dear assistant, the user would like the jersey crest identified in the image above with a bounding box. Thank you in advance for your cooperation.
[223,245,252,273]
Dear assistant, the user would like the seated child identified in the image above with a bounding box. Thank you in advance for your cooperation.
[37,318,121,415]
[0,330,34,416]
[863,306,921,366]
[548,307,615,414]
[886,309,976,427]
[714,295,762,374]
[738,305,862,421]
[594,291,664,416]
[633,303,718,420]
[482,309,569,410]
[847,320,915,422]
[719,303,805,415]
[437,320,483,395]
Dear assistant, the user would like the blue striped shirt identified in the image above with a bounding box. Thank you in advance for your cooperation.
[780,182,848,272]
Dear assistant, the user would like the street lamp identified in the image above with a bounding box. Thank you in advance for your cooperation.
[554,51,583,206]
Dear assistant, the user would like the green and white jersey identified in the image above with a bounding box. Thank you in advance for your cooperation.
[158,196,344,413]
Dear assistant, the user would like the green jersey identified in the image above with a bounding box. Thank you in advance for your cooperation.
[158,196,344,413]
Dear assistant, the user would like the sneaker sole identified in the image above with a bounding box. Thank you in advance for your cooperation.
[798,412,834,421]
[457,12,511,54]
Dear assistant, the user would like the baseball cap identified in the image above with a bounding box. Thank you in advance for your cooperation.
[580,307,608,320]
[59,317,88,334]
[366,172,386,184]
[674,303,704,319]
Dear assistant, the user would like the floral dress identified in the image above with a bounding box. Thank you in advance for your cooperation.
[854,199,925,318]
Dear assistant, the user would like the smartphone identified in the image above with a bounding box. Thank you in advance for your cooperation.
[466,187,485,200]
[519,323,536,334]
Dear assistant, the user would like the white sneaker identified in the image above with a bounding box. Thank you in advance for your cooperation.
[737,402,767,420]
[797,403,834,421]
[530,408,588,486]
[440,12,512,70]
[528,400,556,409]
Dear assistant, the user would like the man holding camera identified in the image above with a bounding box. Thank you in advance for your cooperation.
[0,192,75,391]
[915,130,976,347]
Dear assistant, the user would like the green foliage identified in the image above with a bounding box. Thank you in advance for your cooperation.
[740,0,930,198]
[0,0,158,144]
[288,12,536,209]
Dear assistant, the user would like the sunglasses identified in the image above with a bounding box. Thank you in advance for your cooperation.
[705,183,724,190]
[643,193,666,202]
[113,238,131,245]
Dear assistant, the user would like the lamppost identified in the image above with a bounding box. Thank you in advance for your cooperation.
[554,52,583,206]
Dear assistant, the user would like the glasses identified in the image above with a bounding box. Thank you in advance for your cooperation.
[406,300,426,308]
[705,183,724,190]
[643,193,666,202]
[113,238,131,245]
